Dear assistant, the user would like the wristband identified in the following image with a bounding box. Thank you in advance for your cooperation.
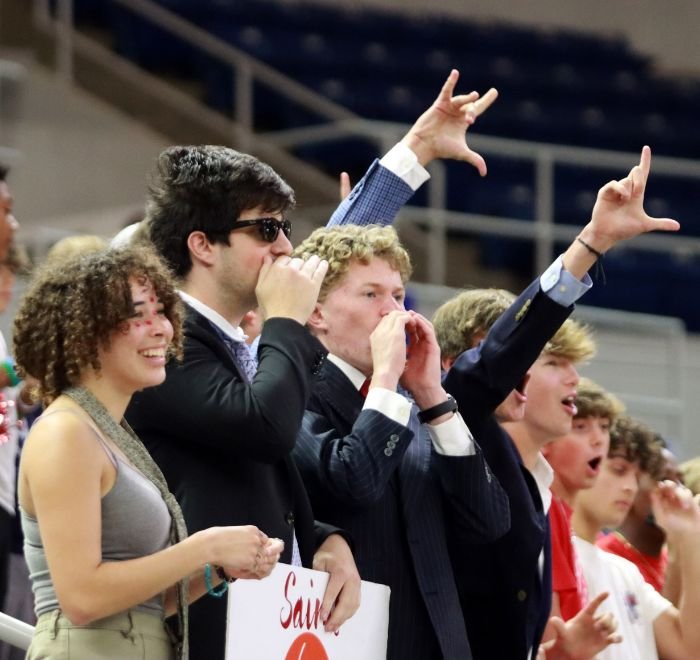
[204,563,229,598]
[417,395,458,424]
[576,235,607,284]
[576,236,604,259]
[1,359,20,387]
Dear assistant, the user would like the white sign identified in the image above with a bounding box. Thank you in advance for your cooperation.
[225,563,390,659]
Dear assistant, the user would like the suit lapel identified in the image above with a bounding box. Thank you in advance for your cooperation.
[312,361,365,428]
[183,304,248,383]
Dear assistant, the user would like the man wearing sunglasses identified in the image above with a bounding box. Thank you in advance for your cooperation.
[126,70,495,658]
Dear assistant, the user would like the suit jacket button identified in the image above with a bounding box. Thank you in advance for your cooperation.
[384,447,393,457]
[389,434,399,442]
[517,590,527,602]
[285,512,295,526]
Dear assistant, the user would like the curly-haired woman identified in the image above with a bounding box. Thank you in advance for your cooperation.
[14,247,282,659]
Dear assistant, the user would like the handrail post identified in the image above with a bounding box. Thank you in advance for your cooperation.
[234,60,253,151]
[534,151,554,276]
[55,0,74,84]
[427,161,447,284]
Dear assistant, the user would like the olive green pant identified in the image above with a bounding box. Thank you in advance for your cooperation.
[26,609,174,659]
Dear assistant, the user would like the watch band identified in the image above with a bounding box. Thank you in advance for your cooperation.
[417,395,458,424]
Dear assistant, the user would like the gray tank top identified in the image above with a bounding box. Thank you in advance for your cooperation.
[21,409,172,618]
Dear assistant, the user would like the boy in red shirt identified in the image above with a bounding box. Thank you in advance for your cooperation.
[542,378,624,620]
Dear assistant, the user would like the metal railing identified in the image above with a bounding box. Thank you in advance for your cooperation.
[0,612,33,651]
[34,0,700,285]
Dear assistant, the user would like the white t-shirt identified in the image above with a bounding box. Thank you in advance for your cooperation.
[573,536,672,660]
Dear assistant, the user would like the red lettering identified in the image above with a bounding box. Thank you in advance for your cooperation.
[280,571,324,631]
[280,571,297,629]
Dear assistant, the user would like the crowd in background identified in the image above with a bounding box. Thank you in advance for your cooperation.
[0,70,699,660]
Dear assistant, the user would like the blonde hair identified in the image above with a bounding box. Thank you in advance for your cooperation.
[680,457,700,495]
[574,377,625,421]
[544,318,596,363]
[433,288,515,359]
[45,235,108,268]
[292,225,412,300]
[433,287,595,365]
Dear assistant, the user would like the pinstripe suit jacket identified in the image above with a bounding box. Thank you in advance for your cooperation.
[294,361,510,660]
[442,278,574,660]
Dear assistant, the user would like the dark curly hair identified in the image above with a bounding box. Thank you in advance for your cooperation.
[146,145,295,279]
[13,246,183,405]
[609,414,666,481]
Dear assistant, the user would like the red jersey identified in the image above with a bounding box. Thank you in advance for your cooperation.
[597,532,668,593]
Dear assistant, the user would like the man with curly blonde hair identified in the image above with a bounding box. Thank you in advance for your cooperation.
[292,224,509,660]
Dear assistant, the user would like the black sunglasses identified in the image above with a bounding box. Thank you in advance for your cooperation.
[230,217,292,243]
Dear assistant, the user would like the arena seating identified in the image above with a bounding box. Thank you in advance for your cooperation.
[65,0,700,329]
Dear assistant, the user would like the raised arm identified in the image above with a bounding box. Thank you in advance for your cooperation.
[399,69,498,174]
[328,69,498,227]
[562,146,680,280]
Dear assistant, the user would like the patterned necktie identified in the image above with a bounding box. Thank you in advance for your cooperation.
[230,338,258,383]
[210,321,258,382]
[209,321,302,565]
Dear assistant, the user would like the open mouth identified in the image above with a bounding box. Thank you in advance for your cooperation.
[588,456,602,473]
[140,347,167,360]
[561,394,578,416]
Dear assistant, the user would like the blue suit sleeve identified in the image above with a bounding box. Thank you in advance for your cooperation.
[326,160,414,227]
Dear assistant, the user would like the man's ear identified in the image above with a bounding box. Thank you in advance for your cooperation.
[307,302,327,333]
[186,231,217,267]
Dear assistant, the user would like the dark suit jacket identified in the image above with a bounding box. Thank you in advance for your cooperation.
[126,307,334,660]
[442,278,574,660]
[294,360,510,660]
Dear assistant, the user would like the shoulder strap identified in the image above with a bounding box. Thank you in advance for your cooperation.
[34,408,119,469]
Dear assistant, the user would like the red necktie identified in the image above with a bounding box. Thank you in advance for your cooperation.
[359,377,371,398]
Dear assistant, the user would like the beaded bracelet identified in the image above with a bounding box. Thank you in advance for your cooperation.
[204,563,229,598]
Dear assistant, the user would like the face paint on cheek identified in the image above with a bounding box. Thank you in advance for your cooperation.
[145,320,152,326]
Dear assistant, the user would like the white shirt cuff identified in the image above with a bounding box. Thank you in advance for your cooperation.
[539,255,592,306]
[426,412,475,456]
[379,143,430,191]
[364,387,412,427]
